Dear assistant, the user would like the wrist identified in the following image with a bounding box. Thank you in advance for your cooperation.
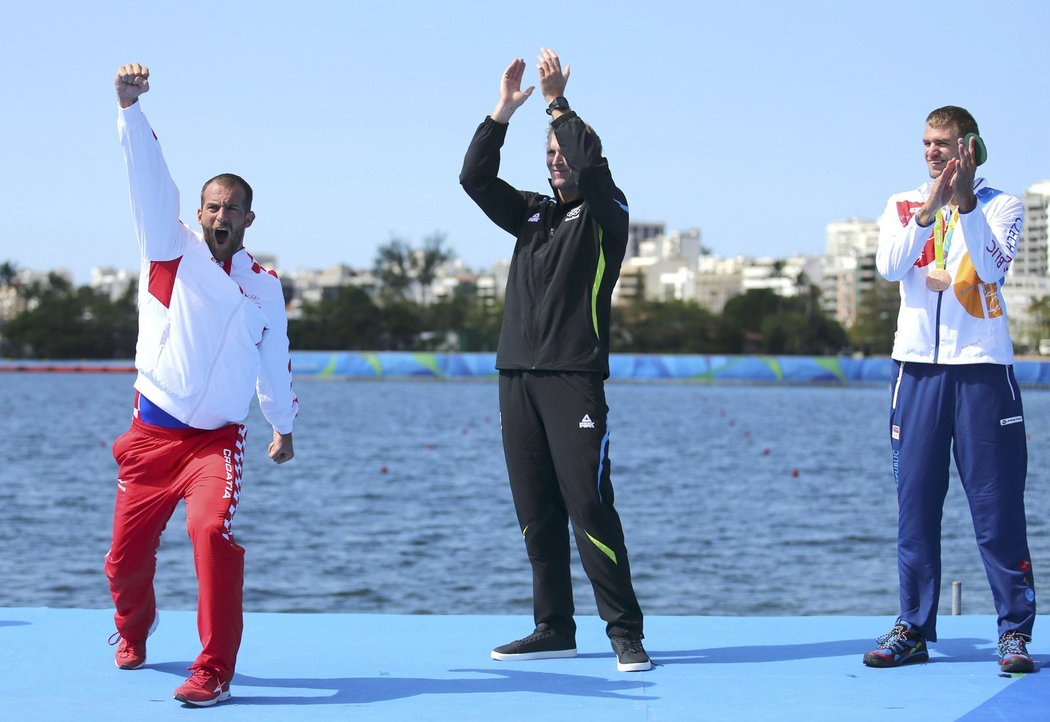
[546,96,570,115]
[490,102,514,124]
[915,208,936,227]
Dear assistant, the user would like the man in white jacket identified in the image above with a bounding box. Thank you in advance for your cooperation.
[104,63,300,706]
[864,106,1034,673]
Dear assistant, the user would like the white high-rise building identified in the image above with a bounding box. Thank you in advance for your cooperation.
[626,221,665,260]
[826,218,880,258]
[821,218,880,328]
[1013,181,1050,277]
[615,227,704,304]
[1004,181,1050,349]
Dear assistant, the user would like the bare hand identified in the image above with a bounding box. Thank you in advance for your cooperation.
[917,134,980,224]
[491,58,534,123]
[268,430,294,464]
[951,135,978,212]
[537,48,570,103]
[115,63,150,109]
[916,159,957,225]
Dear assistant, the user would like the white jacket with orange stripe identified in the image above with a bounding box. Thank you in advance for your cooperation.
[875,177,1023,365]
[119,102,298,432]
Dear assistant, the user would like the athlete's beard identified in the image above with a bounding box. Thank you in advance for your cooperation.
[203,226,245,262]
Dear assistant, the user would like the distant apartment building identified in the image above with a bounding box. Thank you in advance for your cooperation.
[695,255,745,314]
[91,266,136,303]
[820,218,880,329]
[475,259,510,305]
[285,264,377,319]
[0,268,73,321]
[825,217,880,258]
[821,253,879,330]
[427,258,481,304]
[614,227,703,304]
[1014,181,1050,276]
[615,223,834,315]
[626,221,665,260]
[0,284,23,322]
[1005,181,1050,347]
[741,255,823,298]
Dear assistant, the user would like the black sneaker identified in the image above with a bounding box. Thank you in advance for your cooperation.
[611,634,651,672]
[863,620,929,668]
[491,624,577,661]
[999,631,1035,673]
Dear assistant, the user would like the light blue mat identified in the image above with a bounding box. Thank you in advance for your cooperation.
[0,609,1043,720]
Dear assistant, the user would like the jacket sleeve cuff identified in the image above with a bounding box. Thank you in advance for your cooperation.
[119,101,144,119]
[550,110,580,129]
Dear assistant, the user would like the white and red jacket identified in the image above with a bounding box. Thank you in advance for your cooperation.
[119,102,298,432]
[875,177,1024,365]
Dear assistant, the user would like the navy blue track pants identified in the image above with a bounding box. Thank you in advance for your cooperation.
[498,370,643,639]
[890,361,1034,641]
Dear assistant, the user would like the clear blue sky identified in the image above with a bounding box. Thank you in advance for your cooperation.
[3,0,1049,284]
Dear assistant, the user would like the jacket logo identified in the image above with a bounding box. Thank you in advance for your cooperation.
[579,414,595,429]
[565,207,582,221]
[527,212,541,222]
[1000,416,1023,426]
[896,200,923,227]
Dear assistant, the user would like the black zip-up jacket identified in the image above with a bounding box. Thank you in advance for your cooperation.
[459,111,629,378]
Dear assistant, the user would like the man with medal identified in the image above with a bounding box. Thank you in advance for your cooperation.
[864,106,1033,672]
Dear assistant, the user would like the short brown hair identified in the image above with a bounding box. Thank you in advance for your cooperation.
[926,106,979,139]
[201,173,253,210]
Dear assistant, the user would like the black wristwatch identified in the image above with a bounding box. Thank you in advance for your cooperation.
[546,96,570,115]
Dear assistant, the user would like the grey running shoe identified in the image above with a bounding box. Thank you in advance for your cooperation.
[491,623,577,661]
[611,634,652,672]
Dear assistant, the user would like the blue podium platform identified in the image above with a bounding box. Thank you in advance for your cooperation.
[1,608,1044,721]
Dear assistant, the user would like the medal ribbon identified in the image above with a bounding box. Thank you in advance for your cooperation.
[933,208,959,270]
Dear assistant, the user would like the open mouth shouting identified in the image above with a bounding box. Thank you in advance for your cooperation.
[205,224,242,262]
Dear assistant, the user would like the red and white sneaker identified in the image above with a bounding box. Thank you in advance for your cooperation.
[173,667,231,707]
[110,612,159,670]
[113,638,147,670]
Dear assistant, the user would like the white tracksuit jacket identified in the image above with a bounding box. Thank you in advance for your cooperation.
[875,177,1024,365]
[119,102,298,433]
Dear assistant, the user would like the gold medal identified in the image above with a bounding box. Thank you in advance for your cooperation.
[926,268,951,292]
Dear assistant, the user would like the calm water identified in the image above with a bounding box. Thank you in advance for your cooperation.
[1,373,1048,621]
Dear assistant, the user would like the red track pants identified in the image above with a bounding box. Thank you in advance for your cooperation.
[104,416,246,682]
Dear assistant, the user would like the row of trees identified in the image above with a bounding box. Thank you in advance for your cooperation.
[0,244,903,359]
[0,269,139,358]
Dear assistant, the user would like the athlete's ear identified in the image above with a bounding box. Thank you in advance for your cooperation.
[964,133,988,166]
[244,210,256,228]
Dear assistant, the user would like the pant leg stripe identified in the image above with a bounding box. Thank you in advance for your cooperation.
[595,426,611,504]
[892,361,906,410]
[585,530,618,564]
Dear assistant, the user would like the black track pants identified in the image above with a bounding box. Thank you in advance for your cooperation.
[498,370,644,638]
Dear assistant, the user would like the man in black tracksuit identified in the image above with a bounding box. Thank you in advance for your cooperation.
[459,48,649,672]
